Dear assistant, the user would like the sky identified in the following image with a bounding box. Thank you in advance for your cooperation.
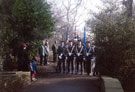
[47,0,103,31]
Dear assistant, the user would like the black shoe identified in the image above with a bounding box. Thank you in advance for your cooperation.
[75,72,78,75]
[71,72,73,74]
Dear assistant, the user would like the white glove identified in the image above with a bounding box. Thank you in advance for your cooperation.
[69,53,72,56]
[77,53,80,56]
[86,53,89,56]
[58,54,63,59]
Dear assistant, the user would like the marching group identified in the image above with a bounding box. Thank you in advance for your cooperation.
[50,40,97,76]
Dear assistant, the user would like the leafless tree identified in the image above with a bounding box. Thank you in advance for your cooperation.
[122,0,133,17]
[47,0,83,43]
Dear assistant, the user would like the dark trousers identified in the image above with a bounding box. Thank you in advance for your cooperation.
[62,59,66,72]
[53,52,57,62]
[40,55,46,65]
[44,55,48,65]
[86,56,91,75]
[67,56,74,73]
[18,59,29,71]
[57,56,65,72]
[76,55,83,73]
[57,60,61,72]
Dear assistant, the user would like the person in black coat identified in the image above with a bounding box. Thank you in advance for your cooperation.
[91,45,100,76]
[57,41,66,73]
[76,41,84,74]
[18,43,29,71]
[85,41,93,75]
[52,41,57,62]
[66,41,75,74]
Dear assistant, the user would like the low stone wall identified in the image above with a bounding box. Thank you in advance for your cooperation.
[0,71,31,92]
[102,77,124,92]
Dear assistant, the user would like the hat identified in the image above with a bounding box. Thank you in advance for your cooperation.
[78,40,82,42]
[60,41,65,43]
[86,41,91,43]
[69,40,73,42]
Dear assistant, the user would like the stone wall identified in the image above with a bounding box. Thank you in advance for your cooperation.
[102,77,124,92]
[0,71,31,92]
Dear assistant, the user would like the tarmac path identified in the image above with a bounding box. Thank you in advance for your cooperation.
[22,63,102,92]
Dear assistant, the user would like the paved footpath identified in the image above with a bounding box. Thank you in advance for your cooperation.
[22,62,102,92]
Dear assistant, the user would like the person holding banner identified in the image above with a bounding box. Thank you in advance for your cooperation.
[76,40,84,74]
[85,41,93,75]
[67,41,75,74]
[57,41,66,73]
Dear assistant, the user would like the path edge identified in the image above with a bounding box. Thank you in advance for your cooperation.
[102,76,124,92]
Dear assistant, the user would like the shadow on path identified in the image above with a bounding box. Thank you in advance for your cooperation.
[22,63,103,92]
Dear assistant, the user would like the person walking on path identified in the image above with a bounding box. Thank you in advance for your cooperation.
[52,41,58,62]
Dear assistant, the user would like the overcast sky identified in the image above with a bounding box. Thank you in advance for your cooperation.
[47,0,103,31]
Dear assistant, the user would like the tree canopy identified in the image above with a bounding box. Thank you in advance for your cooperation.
[86,0,135,91]
[0,0,55,60]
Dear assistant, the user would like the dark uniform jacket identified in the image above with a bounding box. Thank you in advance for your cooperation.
[57,46,66,56]
[76,45,84,56]
[85,46,93,57]
[52,44,57,54]
[67,45,75,57]
[57,46,66,60]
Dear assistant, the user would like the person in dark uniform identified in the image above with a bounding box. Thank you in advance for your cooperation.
[85,41,93,75]
[57,41,66,73]
[67,41,75,74]
[76,41,84,74]
[91,45,99,76]
[52,41,57,62]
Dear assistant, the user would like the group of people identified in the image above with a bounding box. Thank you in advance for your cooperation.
[39,40,50,66]
[52,40,97,76]
[14,39,97,81]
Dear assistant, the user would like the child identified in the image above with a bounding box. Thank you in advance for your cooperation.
[30,57,37,81]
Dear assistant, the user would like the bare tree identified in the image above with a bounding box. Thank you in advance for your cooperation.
[123,0,133,17]
[47,0,83,42]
